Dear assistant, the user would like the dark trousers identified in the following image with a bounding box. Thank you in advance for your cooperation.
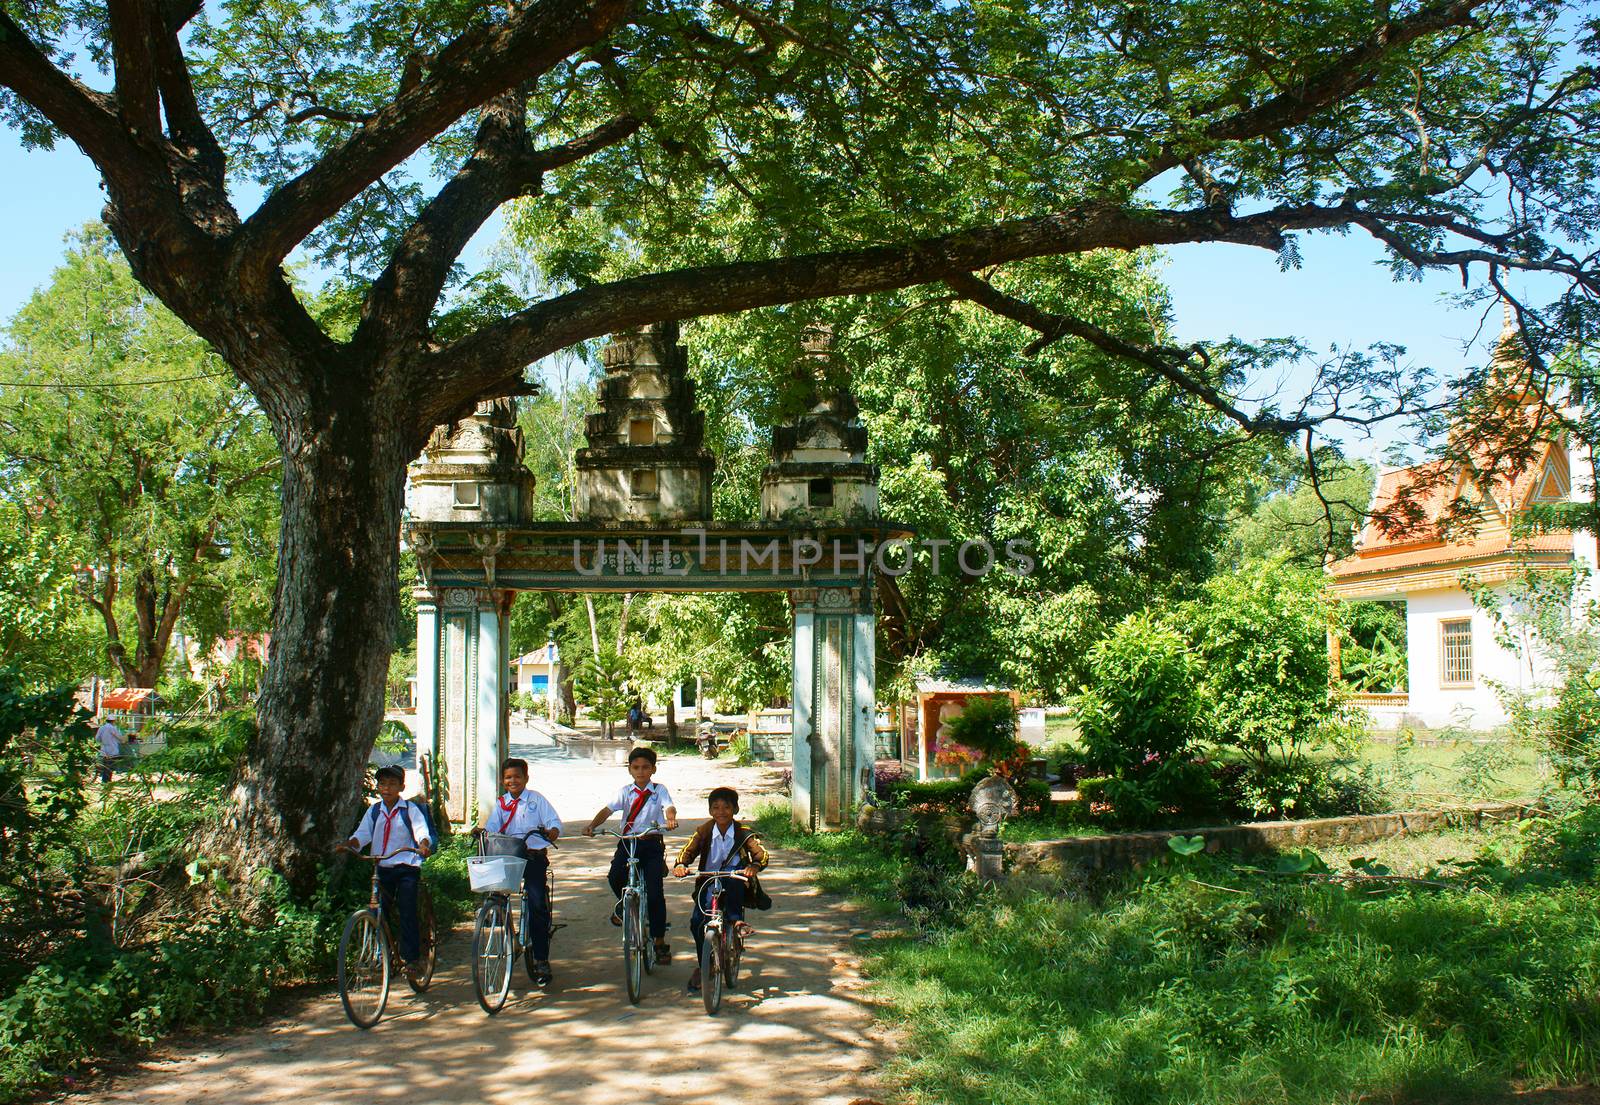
[376,864,422,963]
[98,757,115,783]
[690,876,746,961]
[522,849,552,962]
[608,836,667,940]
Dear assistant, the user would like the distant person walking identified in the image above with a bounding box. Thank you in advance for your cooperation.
[95,716,124,783]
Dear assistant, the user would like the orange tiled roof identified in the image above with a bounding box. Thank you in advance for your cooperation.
[1328,305,1577,584]
[1328,530,1572,579]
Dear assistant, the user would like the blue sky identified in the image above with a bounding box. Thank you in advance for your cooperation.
[1,136,1501,465]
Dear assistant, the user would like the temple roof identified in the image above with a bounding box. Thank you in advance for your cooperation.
[1327,306,1576,587]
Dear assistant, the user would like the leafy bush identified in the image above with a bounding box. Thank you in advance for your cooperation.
[1073,612,1213,825]
[1189,560,1361,817]
[1476,566,1600,797]
[0,837,476,1102]
[940,695,1024,771]
[0,673,93,982]
[137,710,254,785]
[573,646,630,735]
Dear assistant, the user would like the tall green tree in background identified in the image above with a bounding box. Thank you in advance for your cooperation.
[4,0,1597,882]
[0,227,279,688]
[0,502,96,688]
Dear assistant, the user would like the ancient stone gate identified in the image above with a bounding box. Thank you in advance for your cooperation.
[403,324,907,831]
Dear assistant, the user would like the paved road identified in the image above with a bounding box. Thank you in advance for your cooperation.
[67,737,887,1105]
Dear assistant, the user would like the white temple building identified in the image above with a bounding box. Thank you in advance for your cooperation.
[1327,314,1597,730]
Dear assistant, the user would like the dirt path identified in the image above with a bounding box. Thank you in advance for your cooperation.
[67,738,888,1105]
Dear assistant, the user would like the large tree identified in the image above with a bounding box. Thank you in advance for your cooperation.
[3,0,1597,884]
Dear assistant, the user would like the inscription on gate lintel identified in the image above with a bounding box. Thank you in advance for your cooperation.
[405,520,913,594]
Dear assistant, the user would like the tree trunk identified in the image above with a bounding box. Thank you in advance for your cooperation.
[223,387,414,892]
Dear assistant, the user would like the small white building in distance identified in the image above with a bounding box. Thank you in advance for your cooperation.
[511,642,559,699]
[1327,313,1596,731]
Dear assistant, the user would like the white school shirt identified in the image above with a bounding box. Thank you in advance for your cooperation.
[487,789,561,851]
[608,781,674,834]
[96,721,123,757]
[350,799,432,867]
[707,822,738,872]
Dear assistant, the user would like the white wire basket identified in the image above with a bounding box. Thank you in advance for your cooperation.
[468,854,527,893]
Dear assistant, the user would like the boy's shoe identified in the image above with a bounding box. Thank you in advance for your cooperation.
[609,901,623,927]
[532,960,553,987]
[686,967,701,993]
[655,940,671,965]
[734,921,756,940]
[401,960,419,982]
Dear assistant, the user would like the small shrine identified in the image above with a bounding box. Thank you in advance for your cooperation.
[405,398,534,524]
[574,322,715,522]
[761,325,880,524]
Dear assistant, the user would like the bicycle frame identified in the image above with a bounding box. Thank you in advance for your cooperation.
[602,823,664,1002]
[344,846,415,953]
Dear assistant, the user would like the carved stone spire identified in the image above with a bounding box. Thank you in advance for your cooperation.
[761,325,879,523]
[574,322,715,521]
[406,398,534,523]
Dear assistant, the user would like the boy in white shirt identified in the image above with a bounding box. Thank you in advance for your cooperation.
[344,765,433,976]
[582,746,678,964]
[481,757,562,986]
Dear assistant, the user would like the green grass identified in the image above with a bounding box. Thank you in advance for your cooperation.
[757,804,1600,1105]
[1349,736,1546,808]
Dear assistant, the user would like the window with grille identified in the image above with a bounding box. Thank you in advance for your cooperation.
[1440,619,1472,686]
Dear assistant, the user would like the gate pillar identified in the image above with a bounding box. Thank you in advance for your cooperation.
[791,585,876,829]
[421,586,512,827]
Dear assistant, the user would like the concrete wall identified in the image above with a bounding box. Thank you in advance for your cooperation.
[1003,803,1533,872]
[759,476,879,522]
[1404,587,1532,729]
[407,477,526,523]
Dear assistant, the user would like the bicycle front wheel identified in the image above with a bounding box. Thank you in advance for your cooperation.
[724,924,743,989]
[472,898,514,1015]
[409,883,437,993]
[701,927,724,1015]
[338,909,390,1029]
[623,891,645,1004]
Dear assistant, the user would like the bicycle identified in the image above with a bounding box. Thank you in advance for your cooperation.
[685,870,749,1015]
[468,827,558,1015]
[600,823,665,1004]
[334,846,437,1030]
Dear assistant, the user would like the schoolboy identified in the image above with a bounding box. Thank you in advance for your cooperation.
[582,746,677,964]
[344,765,433,976]
[481,757,562,987]
[672,786,769,994]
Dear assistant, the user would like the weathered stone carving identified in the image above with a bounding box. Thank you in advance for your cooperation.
[574,323,715,522]
[761,325,880,524]
[407,397,534,524]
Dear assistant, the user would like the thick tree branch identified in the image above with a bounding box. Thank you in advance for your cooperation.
[106,0,162,135]
[416,201,1358,415]
[0,10,136,169]
[358,103,639,349]
[944,270,1304,433]
[232,0,634,287]
[1147,0,1490,179]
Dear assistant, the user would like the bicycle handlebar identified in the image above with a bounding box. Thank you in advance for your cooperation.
[678,870,750,881]
[600,823,665,840]
[336,845,422,863]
